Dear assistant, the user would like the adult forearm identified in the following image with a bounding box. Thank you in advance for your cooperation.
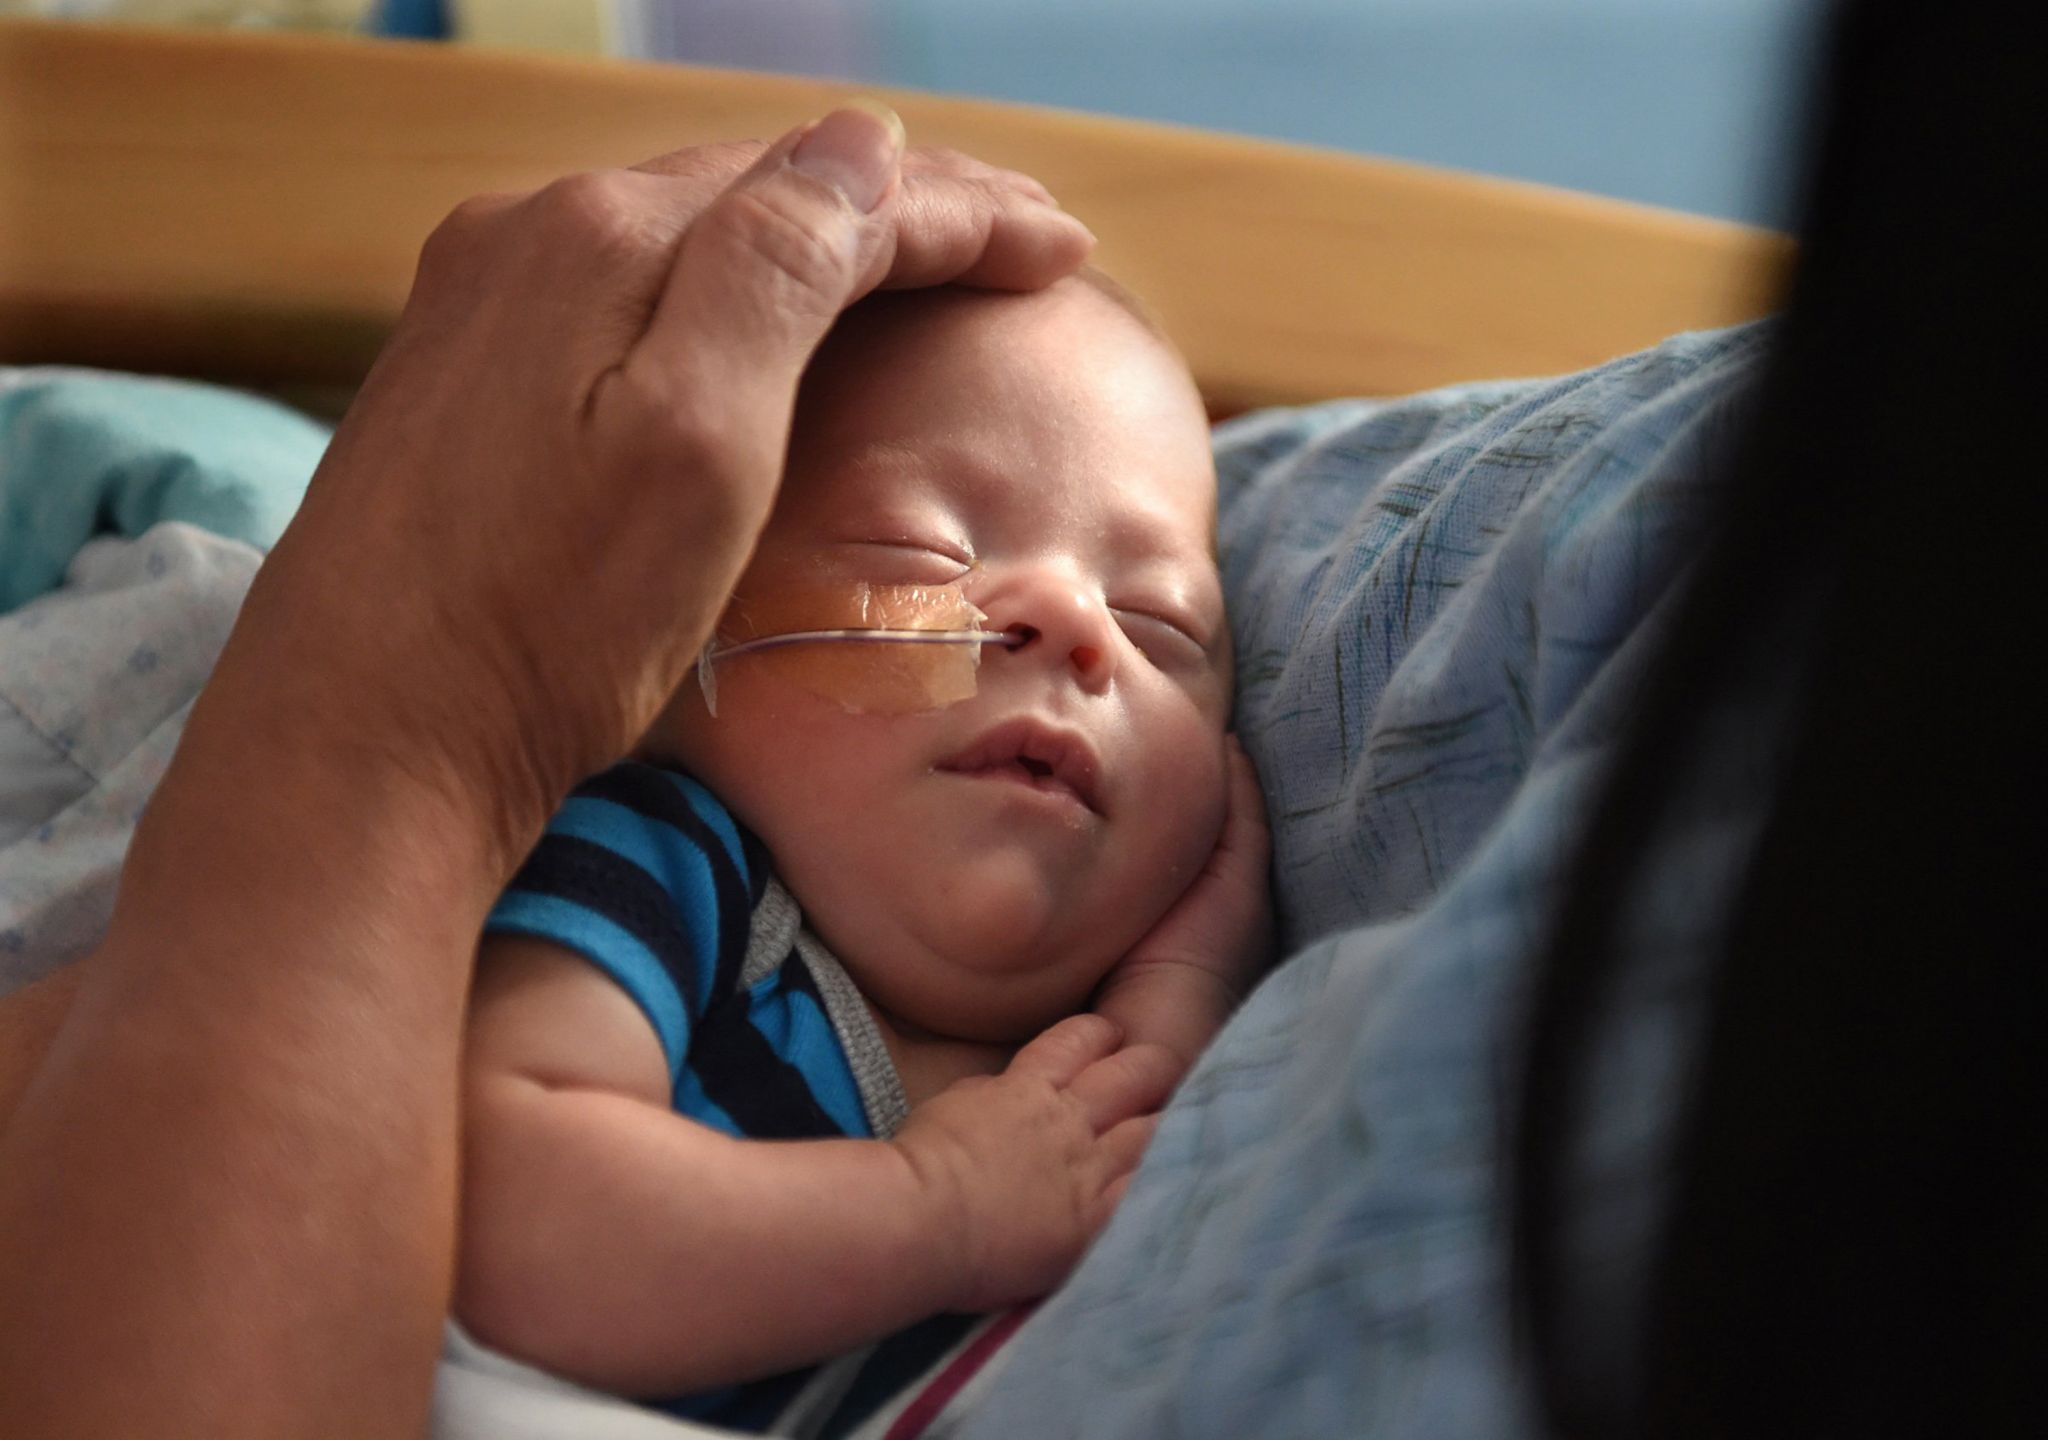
[0,712,505,1440]
[457,1075,950,1396]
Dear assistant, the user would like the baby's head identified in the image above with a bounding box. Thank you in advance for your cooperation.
[649,273,1230,1042]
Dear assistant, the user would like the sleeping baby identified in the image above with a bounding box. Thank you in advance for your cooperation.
[453,271,1262,1431]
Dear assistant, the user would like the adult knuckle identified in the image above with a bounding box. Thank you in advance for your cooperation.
[632,137,765,180]
[417,191,511,277]
[532,170,658,259]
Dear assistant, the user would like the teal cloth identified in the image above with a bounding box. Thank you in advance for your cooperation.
[0,369,328,612]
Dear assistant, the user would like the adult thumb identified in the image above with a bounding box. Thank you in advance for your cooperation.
[614,104,906,436]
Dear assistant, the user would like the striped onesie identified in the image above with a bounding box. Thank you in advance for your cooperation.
[483,760,980,1434]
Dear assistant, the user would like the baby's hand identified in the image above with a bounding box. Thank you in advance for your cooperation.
[892,1014,1177,1313]
[1092,735,1276,1072]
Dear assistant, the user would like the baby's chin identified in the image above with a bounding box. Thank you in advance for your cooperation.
[855,958,1107,1048]
[819,887,1129,1044]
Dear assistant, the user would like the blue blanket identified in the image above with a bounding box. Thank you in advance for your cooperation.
[962,321,1777,1438]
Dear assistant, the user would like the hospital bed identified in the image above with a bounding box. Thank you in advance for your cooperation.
[0,17,1789,415]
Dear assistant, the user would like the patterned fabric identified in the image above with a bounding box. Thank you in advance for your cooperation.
[1214,323,1770,948]
[957,322,1780,1438]
[0,522,263,989]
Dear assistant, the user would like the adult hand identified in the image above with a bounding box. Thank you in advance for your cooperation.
[211,107,1096,872]
[0,110,1090,1440]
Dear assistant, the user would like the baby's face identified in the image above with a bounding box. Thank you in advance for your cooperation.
[656,278,1230,1043]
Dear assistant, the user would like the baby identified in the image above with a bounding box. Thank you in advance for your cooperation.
[454,272,1250,1430]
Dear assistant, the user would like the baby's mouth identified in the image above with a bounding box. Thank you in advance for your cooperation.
[936,719,1103,814]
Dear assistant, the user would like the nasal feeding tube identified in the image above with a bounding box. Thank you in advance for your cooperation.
[696,577,1020,716]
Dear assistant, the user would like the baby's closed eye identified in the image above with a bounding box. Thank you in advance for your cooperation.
[1109,605,1211,664]
[840,539,975,586]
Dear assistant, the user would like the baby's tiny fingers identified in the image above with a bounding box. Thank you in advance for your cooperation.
[1006,1013,1124,1088]
[1221,737,1273,850]
[1068,1042,1179,1132]
[1100,1113,1160,1180]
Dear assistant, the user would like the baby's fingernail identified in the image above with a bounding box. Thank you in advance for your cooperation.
[791,100,905,214]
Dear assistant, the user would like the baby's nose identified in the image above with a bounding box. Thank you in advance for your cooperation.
[985,577,1117,690]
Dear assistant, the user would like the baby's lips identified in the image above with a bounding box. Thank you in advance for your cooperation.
[937,717,1105,814]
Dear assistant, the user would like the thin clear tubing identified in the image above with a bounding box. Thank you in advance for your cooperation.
[695,578,1018,716]
[696,628,1016,716]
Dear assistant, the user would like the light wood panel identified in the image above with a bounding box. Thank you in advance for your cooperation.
[0,18,1793,411]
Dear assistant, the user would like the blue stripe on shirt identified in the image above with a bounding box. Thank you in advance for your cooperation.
[671,1061,745,1138]
[545,795,726,1014]
[747,976,870,1137]
[669,773,747,882]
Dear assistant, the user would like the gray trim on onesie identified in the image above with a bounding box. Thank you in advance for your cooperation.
[742,876,912,1139]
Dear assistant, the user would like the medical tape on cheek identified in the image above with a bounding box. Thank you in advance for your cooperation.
[697,579,1004,716]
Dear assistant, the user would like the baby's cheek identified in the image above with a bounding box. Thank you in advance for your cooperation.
[1138,728,1231,898]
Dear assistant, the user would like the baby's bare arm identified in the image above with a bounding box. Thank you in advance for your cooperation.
[459,939,1169,1396]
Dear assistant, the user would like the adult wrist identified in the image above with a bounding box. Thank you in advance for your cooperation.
[114,674,513,962]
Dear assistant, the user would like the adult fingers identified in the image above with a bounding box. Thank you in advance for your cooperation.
[903,145,1061,208]
[1005,1013,1125,1089]
[626,139,1057,215]
[621,131,1084,292]
[627,138,769,181]
[646,105,904,371]
[582,106,908,551]
[1066,1042,1180,1134]
[880,172,1093,292]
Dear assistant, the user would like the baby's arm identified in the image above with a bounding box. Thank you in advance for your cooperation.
[1092,736,1274,1073]
[457,936,1171,1397]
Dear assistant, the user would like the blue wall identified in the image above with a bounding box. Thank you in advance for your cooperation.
[626,0,1825,226]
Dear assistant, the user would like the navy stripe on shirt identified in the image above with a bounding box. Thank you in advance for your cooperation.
[575,765,755,999]
[503,833,705,1009]
[690,956,847,1141]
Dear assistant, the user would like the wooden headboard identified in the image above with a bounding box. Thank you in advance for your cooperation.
[0,18,1793,414]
